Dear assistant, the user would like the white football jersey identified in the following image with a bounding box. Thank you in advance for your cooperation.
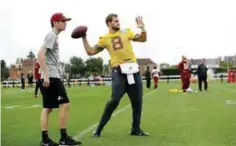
[152,68,160,77]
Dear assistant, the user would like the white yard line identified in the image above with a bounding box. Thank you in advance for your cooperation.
[210,86,236,105]
[5,105,22,109]
[22,104,41,109]
[74,89,157,140]
[225,100,236,105]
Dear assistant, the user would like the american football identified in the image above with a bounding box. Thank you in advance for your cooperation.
[71,25,87,39]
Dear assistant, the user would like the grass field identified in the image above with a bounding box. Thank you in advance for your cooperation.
[1,81,236,146]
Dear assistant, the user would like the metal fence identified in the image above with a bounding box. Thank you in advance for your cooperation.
[1,73,228,88]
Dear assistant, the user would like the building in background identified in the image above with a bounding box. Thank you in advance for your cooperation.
[189,58,221,69]
[224,55,236,67]
[8,64,22,79]
[21,59,37,77]
[137,58,157,76]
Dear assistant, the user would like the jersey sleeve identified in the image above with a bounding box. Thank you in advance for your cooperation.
[127,28,139,40]
[95,36,106,50]
[42,32,56,50]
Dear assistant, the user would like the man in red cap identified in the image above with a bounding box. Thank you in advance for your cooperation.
[37,13,81,146]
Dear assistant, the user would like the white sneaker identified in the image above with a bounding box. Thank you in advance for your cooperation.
[186,88,193,92]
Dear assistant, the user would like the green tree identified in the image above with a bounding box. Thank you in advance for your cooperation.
[64,63,71,75]
[85,57,103,75]
[1,60,9,81]
[102,64,110,76]
[1,60,6,68]
[16,57,23,64]
[160,63,170,68]
[27,50,35,59]
[70,56,85,77]
[169,65,178,69]
[220,61,233,68]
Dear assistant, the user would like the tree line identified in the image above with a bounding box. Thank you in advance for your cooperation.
[1,50,110,81]
[1,50,234,81]
[64,56,110,78]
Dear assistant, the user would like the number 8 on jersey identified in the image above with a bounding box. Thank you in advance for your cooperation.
[111,36,123,50]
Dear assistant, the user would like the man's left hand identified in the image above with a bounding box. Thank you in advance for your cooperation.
[136,16,145,29]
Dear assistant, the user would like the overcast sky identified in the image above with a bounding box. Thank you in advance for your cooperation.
[1,0,236,66]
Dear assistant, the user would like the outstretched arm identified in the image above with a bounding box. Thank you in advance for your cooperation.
[82,36,104,56]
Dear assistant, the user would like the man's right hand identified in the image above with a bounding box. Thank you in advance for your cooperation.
[43,76,50,88]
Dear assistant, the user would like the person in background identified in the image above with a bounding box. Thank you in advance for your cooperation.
[232,69,236,83]
[20,73,25,90]
[197,58,208,91]
[152,66,160,89]
[220,74,223,83]
[144,66,151,89]
[34,61,41,98]
[27,70,34,88]
[177,56,192,92]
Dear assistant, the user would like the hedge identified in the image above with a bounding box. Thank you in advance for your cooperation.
[161,68,228,75]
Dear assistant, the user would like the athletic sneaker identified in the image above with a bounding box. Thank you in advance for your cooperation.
[130,128,150,136]
[93,129,101,138]
[59,136,81,146]
[92,124,104,138]
[40,138,58,146]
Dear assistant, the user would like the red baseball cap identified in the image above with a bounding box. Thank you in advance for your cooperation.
[50,13,71,23]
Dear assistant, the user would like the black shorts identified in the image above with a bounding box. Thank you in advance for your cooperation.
[39,78,70,108]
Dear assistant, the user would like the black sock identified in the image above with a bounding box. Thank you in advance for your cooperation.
[42,131,48,142]
[60,129,68,139]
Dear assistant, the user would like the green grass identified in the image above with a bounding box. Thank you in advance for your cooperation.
[1,81,236,146]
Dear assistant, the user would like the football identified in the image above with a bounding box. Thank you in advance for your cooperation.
[71,25,87,39]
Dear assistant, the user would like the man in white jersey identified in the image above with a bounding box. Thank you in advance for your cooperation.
[37,13,81,146]
[152,66,160,89]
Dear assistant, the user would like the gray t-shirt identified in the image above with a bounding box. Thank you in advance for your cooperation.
[41,31,61,79]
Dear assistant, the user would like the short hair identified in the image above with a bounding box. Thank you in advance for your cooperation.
[105,13,118,26]
[51,22,54,27]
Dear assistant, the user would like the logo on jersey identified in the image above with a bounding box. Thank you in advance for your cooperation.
[54,40,59,50]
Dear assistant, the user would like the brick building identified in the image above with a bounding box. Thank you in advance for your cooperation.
[8,64,22,79]
[22,58,37,77]
[8,59,36,79]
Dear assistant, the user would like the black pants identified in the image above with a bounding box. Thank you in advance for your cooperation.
[35,80,41,95]
[146,78,151,89]
[28,80,33,88]
[97,66,143,130]
[198,75,208,91]
[21,80,25,89]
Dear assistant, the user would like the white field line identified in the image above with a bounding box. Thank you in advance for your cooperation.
[74,90,157,140]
